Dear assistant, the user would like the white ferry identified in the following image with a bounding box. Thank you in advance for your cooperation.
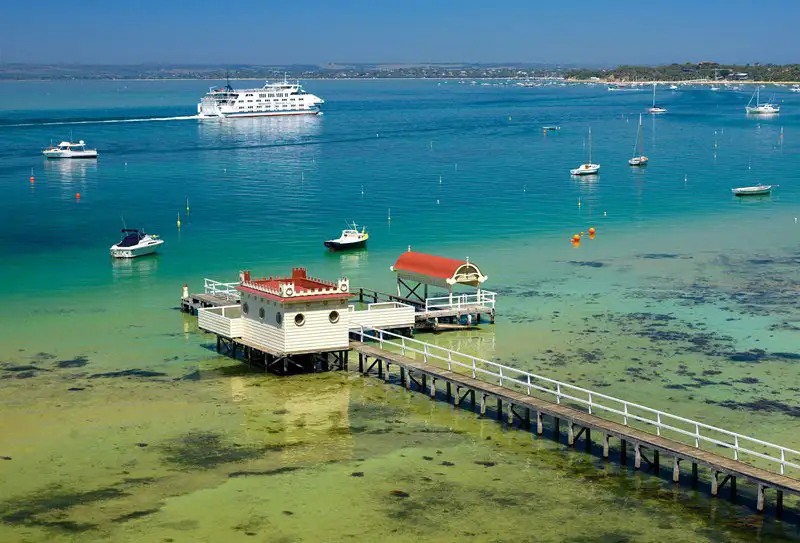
[197,76,324,119]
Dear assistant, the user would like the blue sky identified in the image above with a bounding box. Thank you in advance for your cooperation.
[2,0,796,65]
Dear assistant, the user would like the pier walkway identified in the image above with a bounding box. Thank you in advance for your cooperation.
[349,326,800,516]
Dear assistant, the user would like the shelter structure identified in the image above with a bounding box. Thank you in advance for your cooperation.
[390,249,488,303]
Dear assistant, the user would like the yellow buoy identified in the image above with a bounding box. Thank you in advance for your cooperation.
[177,213,181,228]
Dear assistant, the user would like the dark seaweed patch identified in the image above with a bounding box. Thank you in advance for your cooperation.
[707,399,800,418]
[772,352,800,361]
[389,490,410,498]
[228,467,299,478]
[160,431,264,470]
[67,386,86,392]
[57,356,88,368]
[440,461,455,467]
[569,261,605,268]
[637,253,683,260]
[350,472,364,477]
[112,509,160,523]
[0,486,126,532]
[89,369,168,379]
[474,461,496,467]
[728,350,766,363]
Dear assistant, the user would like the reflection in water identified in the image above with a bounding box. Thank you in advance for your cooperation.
[325,248,369,273]
[43,158,97,182]
[110,254,160,281]
[197,114,323,145]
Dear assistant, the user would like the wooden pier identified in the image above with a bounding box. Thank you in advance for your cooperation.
[349,327,800,517]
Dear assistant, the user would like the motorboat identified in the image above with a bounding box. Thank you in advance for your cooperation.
[570,127,600,175]
[542,125,560,131]
[731,185,774,196]
[43,140,98,159]
[628,114,648,166]
[745,86,780,115]
[324,223,368,250]
[110,229,164,258]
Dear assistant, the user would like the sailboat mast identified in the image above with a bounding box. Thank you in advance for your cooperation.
[638,115,644,156]
[588,127,592,164]
[652,83,656,107]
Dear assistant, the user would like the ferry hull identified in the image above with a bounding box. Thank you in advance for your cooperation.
[199,109,322,119]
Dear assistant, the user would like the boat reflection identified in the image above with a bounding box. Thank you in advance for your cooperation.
[110,253,160,281]
[43,157,97,181]
[324,247,368,272]
[197,114,323,145]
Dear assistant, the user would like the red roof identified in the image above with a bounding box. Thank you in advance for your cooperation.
[392,251,470,280]
[236,268,352,303]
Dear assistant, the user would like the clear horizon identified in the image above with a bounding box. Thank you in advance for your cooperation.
[2,0,797,65]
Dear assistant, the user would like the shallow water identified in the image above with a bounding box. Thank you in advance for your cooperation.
[0,80,799,541]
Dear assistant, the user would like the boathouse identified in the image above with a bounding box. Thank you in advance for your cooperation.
[197,267,414,372]
[390,249,488,302]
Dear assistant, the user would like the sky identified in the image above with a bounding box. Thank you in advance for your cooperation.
[1,0,797,66]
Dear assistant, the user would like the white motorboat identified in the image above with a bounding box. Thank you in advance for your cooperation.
[646,83,667,114]
[628,114,648,166]
[324,223,368,251]
[791,85,800,93]
[669,84,678,90]
[110,229,164,258]
[731,185,774,196]
[42,140,98,159]
[570,127,600,175]
[745,86,780,115]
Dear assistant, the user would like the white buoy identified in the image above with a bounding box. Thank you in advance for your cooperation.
[361,185,364,196]
[436,199,440,204]
[430,141,433,150]
[454,163,458,172]
[684,174,687,183]
[523,185,526,193]
[388,208,391,221]
[439,175,442,184]
[301,171,304,181]
[578,198,581,207]
[603,211,607,216]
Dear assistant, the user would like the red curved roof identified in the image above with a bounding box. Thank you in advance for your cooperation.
[392,251,470,280]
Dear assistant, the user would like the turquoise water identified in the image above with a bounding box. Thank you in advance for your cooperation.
[0,80,799,541]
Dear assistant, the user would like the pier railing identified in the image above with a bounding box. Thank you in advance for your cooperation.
[204,279,240,301]
[425,290,497,311]
[351,326,800,480]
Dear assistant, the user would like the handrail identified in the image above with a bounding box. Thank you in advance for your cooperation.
[350,325,800,479]
[425,290,497,311]
[204,278,240,301]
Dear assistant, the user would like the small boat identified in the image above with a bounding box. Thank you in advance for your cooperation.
[731,185,774,196]
[110,229,164,258]
[324,223,368,250]
[570,127,599,175]
[669,84,678,90]
[647,83,667,114]
[628,114,648,166]
[745,86,780,115]
[43,140,98,159]
[542,125,560,131]
[791,85,800,93]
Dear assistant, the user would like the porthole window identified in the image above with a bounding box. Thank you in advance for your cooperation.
[242,302,249,315]
[276,312,283,325]
[329,311,340,324]
[259,307,265,320]
[294,313,305,326]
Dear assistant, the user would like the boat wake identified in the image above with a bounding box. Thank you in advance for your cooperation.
[4,115,200,128]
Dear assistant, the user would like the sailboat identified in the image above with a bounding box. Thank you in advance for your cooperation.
[647,83,667,114]
[628,114,648,166]
[745,86,780,115]
[570,127,600,175]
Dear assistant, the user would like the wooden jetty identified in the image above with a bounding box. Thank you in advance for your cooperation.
[349,326,800,517]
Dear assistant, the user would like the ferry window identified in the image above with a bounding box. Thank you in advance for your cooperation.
[276,312,283,325]
[294,313,305,326]
[329,311,340,324]
[242,302,249,314]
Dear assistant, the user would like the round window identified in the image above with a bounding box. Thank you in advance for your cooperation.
[259,307,265,319]
[294,313,305,326]
[242,302,249,314]
[276,312,282,325]
[329,310,340,324]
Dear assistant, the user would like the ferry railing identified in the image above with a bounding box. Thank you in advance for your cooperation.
[424,290,497,311]
[351,326,800,480]
[204,278,240,301]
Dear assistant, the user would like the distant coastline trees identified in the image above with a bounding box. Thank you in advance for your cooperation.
[566,62,800,82]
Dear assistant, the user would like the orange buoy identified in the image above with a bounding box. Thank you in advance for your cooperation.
[29,176,35,183]
[588,227,596,235]
[75,192,81,199]
[572,234,581,243]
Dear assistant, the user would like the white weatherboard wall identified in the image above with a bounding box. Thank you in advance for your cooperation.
[283,301,350,353]
[198,306,244,338]
[349,303,415,329]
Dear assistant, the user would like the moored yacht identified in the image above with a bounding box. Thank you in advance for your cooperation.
[110,229,164,258]
[324,223,368,251]
[628,114,648,166]
[745,86,780,115]
[197,75,324,118]
[646,83,667,114]
[42,140,98,159]
[570,127,600,175]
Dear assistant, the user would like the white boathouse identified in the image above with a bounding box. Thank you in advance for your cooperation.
[197,267,414,372]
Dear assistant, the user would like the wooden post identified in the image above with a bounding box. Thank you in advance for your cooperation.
[496,398,502,421]
[400,367,405,385]
[384,362,390,383]
[777,490,784,518]
[621,440,627,465]
[524,408,530,429]
[729,476,736,501]
[711,470,719,497]
[653,450,659,473]
[691,462,698,488]
[568,423,575,447]
[455,386,461,407]
[602,434,610,459]
[421,374,426,390]
[536,412,543,436]
[508,404,514,425]
[584,428,591,452]
[554,418,560,441]
[378,360,383,379]
[358,353,364,373]
[446,381,452,400]
[672,457,681,483]
[756,484,765,513]
[470,390,476,408]
[480,394,487,416]
[216,336,221,352]
[429,378,436,399]
[634,443,642,470]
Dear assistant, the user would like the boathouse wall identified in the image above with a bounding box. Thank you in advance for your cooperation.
[282,300,350,353]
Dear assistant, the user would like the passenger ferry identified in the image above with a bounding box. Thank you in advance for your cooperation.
[197,76,324,118]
